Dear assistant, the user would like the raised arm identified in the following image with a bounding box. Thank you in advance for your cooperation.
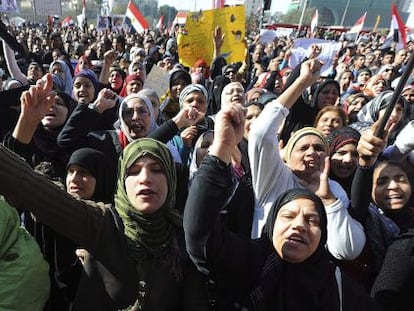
[351,122,388,223]
[2,39,29,85]
[98,50,116,84]
[0,84,107,250]
[248,59,321,231]
[184,103,264,301]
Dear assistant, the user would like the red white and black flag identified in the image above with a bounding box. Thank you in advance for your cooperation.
[382,3,407,50]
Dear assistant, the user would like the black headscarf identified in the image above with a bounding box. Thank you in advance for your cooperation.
[310,79,340,110]
[208,74,231,115]
[250,188,338,310]
[66,148,113,203]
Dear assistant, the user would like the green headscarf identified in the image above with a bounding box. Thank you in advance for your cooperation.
[115,138,182,259]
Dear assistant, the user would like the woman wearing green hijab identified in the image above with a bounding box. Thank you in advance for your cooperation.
[0,137,209,310]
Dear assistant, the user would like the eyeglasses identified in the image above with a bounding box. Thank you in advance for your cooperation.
[122,107,149,119]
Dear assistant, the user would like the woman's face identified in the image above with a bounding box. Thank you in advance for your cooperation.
[317,84,339,109]
[222,82,245,106]
[273,198,321,263]
[357,71,371,84]
[378,103,404,127]
[348,97,367,115]
[122,98,152,139]
[339,72,353,90]
[41,95,69,129]
[402,88,414,105]
[125,156,168,214]
[73,76,95,104]
[372,163,411,210]
[371,79,386,96]
[109,71,124,91]
[315,110,344,137]
[27,63,43,81]
[330,143,358,179]
[51,63,64,79]
[126,79,144,96]
[170,78,187,99]
[195,132,214,167]
[288,135,326,180]
[182,90,207,113]
[66,164,96,200]
[244,104,262,140]
[78,58,90,71]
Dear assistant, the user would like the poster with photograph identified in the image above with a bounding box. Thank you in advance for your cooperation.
[112,15,125,32]
[97,15,110,30]
[0,0,18,13]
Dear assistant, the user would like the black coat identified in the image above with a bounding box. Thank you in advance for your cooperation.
[371,229,414,311]
[184,155,383,311]
[0,146,210,311]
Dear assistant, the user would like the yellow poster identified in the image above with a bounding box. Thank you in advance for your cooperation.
[177,6,246,68]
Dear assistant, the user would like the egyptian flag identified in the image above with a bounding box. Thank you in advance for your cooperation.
[125,1,148,33]
[345,12,366,41]
[310,9,318,38]
[156,15,164,30]
[382,3,407,50]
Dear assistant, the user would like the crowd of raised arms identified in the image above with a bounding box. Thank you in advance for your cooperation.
[1,16,414,311]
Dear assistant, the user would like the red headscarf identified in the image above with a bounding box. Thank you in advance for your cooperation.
[120,74,144,97]
[193,58,210,79]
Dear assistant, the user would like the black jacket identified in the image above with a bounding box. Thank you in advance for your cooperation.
[184,155,383,311]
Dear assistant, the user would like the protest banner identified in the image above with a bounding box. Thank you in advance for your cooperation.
[177,5,245,67]
[288,38,342,77]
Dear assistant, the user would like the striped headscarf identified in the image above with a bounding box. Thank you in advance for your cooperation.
[178,83,209,109]
[284,127,328,162]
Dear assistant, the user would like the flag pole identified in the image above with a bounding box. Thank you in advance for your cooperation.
[340,0,351,26]
[374,49,414,138]
[297,0,308,38]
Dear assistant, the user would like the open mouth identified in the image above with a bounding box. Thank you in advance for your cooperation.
[287,234,306,245]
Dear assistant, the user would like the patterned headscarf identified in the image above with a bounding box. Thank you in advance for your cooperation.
[115,138,182,258]
[178,83,209,109]
[284,127,328,162]
[327,126,360,156]
[357,90,407,123]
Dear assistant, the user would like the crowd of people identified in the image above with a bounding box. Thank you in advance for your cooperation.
[0,14,414,311]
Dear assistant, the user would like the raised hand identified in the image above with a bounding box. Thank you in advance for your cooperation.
[92,88,117,113]
[299,58,322,86]
[209,103,246,164]
[103,50,116,65]
[20,74,55,123]
[357,119,393,167]
[181,125,198,147]
[299,156,336,206]
[213,25,225,49]
[172,107,206,129]
[13,73,56,144]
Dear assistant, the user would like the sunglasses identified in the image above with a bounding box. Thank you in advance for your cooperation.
[225,70,235,76]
